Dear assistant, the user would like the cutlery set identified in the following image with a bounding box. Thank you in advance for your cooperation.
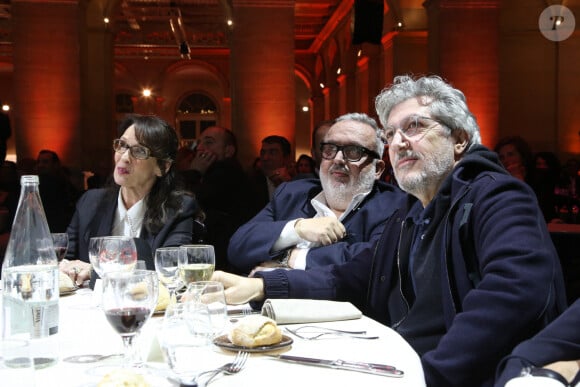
[167,325,401,385]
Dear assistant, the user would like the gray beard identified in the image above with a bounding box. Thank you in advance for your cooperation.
[321,167,376,210]
[395,149,455,198]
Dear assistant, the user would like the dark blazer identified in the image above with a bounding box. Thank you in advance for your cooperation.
[228,178,405,273]
[66,187,200,270]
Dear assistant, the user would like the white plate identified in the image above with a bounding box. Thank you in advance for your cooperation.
[213,334,293,353]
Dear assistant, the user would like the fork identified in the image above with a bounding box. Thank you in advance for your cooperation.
[285,326,379,340]
[201,351,249,386]
[229,305,258,322]
[177,351,249,387]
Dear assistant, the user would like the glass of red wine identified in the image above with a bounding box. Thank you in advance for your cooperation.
[101,269,159,368]
[51,233,69,261]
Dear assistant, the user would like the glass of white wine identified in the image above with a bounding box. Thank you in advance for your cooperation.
[178,245,215,287]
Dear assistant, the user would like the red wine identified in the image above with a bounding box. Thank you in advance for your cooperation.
[105,307,151,334]
[54,247,67,261]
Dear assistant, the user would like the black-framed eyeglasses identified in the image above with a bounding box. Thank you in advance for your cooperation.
[384,115,443,145]
[320,142,380,162]
[113,139,151,160]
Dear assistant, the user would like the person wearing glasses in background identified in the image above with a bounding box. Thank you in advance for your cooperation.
[214,75,567,386]
[227,112,405,274]
[59,114,204,286]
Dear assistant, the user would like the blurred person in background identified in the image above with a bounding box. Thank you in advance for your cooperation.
[36,149,81,232]
[494,135,533,183]
[177,126,254,271]
[249,135,293,213]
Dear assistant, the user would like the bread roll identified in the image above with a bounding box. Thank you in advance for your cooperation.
[155,282,170,312]
[97,369,150,387]
[58,271,75,292]
[228,315,282,347]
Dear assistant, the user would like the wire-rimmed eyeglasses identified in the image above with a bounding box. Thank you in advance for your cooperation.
[383,115,444,145]
[320,142,380,162]
[113,139,151,160]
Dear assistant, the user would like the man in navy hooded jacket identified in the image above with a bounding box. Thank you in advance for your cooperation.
[213,75,567,387]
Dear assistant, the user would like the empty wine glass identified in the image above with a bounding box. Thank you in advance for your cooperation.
[185,281,228,337]
[51,233,69,261]
[178,245,215,287]
[89,236,138,279]
[154,247,183,303]
[159,302,214,382]
[101,270,159,368]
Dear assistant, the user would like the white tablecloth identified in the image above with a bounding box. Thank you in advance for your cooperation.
[2,289,426,387]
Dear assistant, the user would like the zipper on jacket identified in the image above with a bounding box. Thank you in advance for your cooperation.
[392,219,410,329]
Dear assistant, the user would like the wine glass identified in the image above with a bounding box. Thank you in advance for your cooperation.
[178,245,215,287]
[51,233,69,261]
[154,247,183,303]
[159,302,214,382]
[88,236,138,279]
[185,281,228,337]
[101,269,159,368]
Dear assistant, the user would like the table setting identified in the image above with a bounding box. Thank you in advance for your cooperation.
[2,243,425,387]
[0,284,426,387]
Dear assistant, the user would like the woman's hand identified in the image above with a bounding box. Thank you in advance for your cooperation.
[59,259,92,286]
[211,270,264,305]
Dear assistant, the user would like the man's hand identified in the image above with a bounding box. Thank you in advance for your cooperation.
[211,270,265,305]
[190,151,217,174]
[295,217,346,246]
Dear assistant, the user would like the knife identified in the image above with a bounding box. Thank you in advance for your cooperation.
[269,355,404,377]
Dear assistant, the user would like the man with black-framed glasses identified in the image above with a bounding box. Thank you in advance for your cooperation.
[227,112,405,274]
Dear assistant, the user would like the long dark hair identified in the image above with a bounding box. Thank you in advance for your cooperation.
[116,114,190,234]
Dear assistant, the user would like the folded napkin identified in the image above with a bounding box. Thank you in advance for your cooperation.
[261,299,362,324]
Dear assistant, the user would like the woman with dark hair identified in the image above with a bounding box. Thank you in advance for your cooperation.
[295,154,316,176]
[60,114,204,285]
[493,136,534,183]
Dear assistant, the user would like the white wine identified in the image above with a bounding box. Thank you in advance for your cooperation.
[179,263,215,284]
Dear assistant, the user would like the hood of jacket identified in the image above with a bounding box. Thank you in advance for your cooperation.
[434,144,509,202]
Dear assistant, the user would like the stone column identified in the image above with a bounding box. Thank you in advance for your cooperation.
[12,0,82,164]
[81,0,115,172]
[425,0,500,146]
[231,0,296,168]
